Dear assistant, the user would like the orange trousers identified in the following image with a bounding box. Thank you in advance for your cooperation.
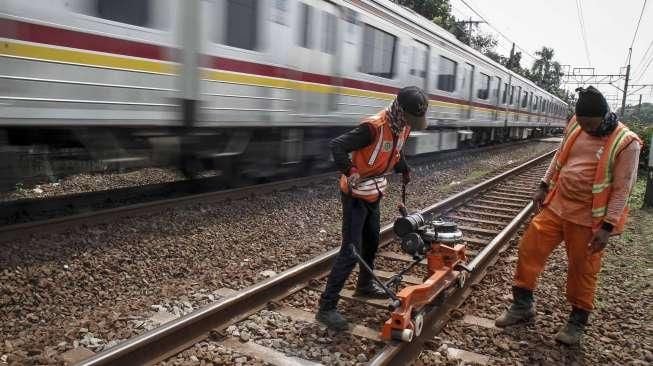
[514,208,604,311]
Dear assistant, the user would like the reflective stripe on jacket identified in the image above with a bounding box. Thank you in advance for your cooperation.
[544,115,642,233]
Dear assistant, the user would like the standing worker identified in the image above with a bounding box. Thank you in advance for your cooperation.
[495,86,642,345]
[316,86,429,330]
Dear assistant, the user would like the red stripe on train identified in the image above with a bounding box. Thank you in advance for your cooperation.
[0,18,167,60]
[0,18,564,121]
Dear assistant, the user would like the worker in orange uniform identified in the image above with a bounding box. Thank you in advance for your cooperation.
[495,86,642,345]
[316,86,429,330]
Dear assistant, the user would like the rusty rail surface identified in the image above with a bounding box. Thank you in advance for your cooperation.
[78,150,554,366]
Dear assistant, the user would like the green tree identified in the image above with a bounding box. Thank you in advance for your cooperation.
[620,102,653,124]
[395,0,453,22]
[530,47,564,94]
[470,33,498,54]
[617,103,653,170]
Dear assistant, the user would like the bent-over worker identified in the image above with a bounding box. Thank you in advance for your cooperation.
[316,86,429,330]
[495,86,642,346]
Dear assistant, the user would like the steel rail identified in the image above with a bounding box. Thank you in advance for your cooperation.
[77,149,553,366]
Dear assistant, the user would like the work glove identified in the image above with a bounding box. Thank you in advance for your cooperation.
[402,171,411,185]
[347,167,360,188]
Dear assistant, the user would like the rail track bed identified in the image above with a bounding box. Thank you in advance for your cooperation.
[77,151,551,366]
[0,140,543,242]
[1,141,563,365]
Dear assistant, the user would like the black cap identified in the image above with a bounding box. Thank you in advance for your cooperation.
[398,86,428,129]
[575,86,609,117]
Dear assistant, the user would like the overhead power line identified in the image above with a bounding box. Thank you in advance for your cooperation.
[575,0,592,66]
[635,39,653,71]
[629,0,648,52]
[634,54,653,82]
[455,0,537,61]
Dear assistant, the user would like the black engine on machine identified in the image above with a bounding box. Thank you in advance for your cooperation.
[393,212,463,258]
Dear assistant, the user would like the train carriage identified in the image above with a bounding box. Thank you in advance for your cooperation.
[0,0,568,183]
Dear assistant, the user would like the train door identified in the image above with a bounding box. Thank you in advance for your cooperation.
[405,40,429,90]
[290,0,339,116]
[461,62,474,119]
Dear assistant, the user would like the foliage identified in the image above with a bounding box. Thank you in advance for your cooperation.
[395,0,453,22]
[621,111,653,170]
[620,103,653,125]
[530,47,564,93]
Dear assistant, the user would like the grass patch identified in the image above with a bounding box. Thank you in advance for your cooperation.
[439,169,492,194]
[629,175,647,209]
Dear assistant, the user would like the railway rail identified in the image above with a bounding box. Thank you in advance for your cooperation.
[76,149,553,366]
[0,140,536,243]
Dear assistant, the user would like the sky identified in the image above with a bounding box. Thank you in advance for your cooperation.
[448,0,653,108]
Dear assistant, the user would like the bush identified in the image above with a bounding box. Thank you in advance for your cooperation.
[624,119,652,170]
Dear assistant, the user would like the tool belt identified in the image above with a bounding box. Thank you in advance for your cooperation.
[339,175,387,203]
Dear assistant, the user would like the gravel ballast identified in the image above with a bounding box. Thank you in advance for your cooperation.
[0,168,184,202]
[0,142,556,365]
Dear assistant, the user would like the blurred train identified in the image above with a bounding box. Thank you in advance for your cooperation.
[0,0,567,183]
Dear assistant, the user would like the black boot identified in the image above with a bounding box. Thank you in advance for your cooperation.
[354,269,388,298]
[315,300,348,331]
[354,281,388,298]
[555,307,589,346]
[495,286,536,327]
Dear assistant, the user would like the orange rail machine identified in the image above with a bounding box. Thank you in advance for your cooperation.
[351,205,468,342]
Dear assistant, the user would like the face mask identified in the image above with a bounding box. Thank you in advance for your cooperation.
[586,112,618,137]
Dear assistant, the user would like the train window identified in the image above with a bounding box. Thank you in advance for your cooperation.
[516,87,522,107]
[534,96,539,111]
[298,3,314,49]
[321,12,337,54]
[477,73,490,100]
[225,0,258,50]
[529,93,533,109]
[495,77,502,100]
[361,24,397,78]
[271,0,288,25]
[92,0,150,27]
[409,41,429,78]
[437,56,457,92]
[522,91,529,108]
[509,86,515,104]
[502,83,508,104]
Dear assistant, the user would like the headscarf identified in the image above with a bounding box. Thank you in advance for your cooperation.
[575,86,618,137]
[386,97,407,136]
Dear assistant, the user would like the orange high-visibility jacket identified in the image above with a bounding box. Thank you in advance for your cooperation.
[544,115,642,233]
[339,110,411,202]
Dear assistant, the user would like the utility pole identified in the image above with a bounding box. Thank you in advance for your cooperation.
[469,17,473,38]
[645,133,653,208]
[454,19,485,45]
[508,43,515,69]
[637,94,643,113]
[621,47,632,115]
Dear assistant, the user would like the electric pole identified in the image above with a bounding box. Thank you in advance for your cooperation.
[645,133,653,208]
[454,19,485,45]
[508,43,515,69]
[621,47,631,115]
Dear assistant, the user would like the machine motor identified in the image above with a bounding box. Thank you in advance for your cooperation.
[393,213,463,257]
